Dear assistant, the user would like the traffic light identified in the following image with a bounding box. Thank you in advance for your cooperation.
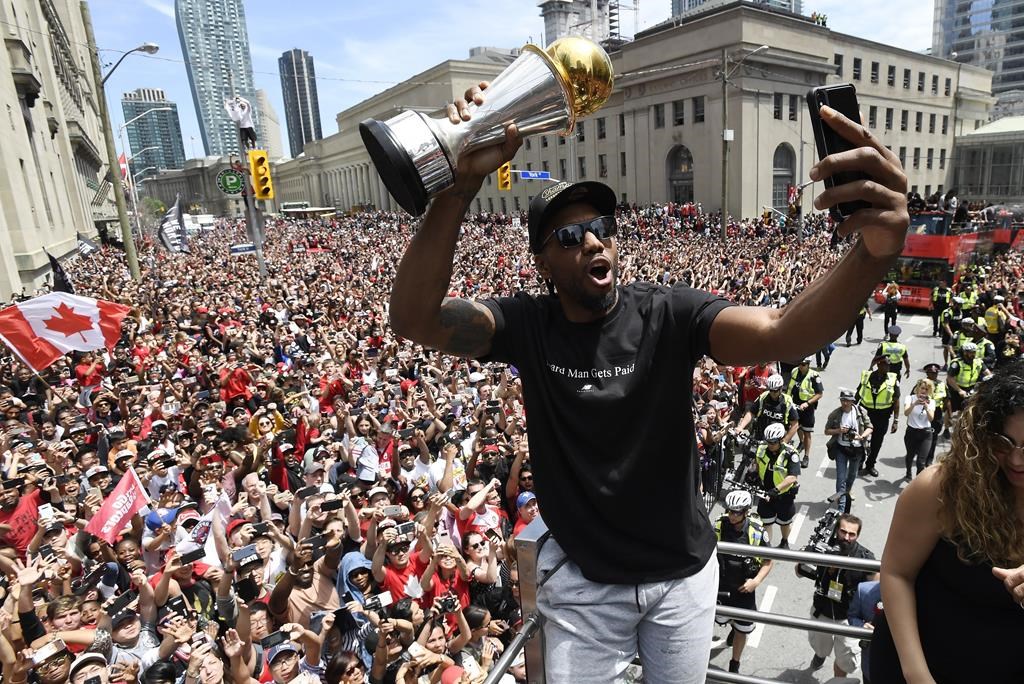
[497,162,511,191]
[247,149,274,200]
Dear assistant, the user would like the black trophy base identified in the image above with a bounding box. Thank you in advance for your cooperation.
[359,119,429,217]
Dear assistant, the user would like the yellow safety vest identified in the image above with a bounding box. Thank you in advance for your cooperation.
[755,443,798,494]
[953,331,973,352]
[788,368,820,403]
[858,370,897,410]
[714,514,767,568]
[953,356,985,389]
[984,306,1006,334]
[880,341,907,366]
[930,380,947,411]
[933,287,951,305]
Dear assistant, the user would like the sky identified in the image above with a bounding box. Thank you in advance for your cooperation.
[90,0,935,160]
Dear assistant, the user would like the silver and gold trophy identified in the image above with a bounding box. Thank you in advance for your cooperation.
[359,36,614,216]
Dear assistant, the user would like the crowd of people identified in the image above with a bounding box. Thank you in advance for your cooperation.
[0,201,1018,684]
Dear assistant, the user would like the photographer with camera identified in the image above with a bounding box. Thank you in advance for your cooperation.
[824,388,873,513]
[796,513,877,680]
[711,490,773,674]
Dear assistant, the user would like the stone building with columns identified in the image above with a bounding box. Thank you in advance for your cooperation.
[272,2,995,220]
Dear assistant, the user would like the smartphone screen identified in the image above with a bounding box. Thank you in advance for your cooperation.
[806,83,872,220]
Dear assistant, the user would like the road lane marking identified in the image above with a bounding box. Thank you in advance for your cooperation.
[748,585,777,649]
[789,504,809,545]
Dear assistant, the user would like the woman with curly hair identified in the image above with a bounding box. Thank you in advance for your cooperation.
[870,359,1024,683]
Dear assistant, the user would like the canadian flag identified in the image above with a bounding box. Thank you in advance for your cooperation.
[118,152,128,178]
[0,292,131,371]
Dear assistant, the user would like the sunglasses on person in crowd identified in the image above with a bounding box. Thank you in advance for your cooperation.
[992,432,1024,458]
[540,215,617,250]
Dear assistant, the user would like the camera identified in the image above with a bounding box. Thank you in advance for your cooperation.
[363,590,394,613]
[437,594,460,613]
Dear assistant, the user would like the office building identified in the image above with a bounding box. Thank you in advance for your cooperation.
[0,0,115,299]
[933,0,1024,96]
[256,89,285,160]
[271,2,992,219]
[175,0,258,156]
[539,0,613,45]
[278,49,322,157]
[121,89,186,181]
[672,0,802,19]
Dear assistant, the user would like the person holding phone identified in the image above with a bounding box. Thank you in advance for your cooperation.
[901,379,936,481]
[387,81,909,682]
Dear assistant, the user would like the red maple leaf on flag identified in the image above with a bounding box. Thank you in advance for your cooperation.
[43,303,94,341]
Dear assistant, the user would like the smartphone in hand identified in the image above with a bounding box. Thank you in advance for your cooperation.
[806,83,872,221]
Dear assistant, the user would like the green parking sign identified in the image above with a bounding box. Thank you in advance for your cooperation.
[217,169,244,195]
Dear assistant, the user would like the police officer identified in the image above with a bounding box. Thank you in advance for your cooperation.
[922,362,948,462]
[753,423,800,549]
[882,281,901,330]
[736,374,799,447]
[798,513,878,679]
[966,318,998,368]
[983,294,1009,344]
[856,356,900,478]
[946,342,991,415]
[712,489,773,675]
[931,282,951,336]
[939,300,961,368]
[875,325,911,380]
[789,358,823,468]
[845,302,872,347]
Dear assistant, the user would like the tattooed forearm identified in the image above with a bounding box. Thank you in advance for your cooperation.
[438,298,493,358]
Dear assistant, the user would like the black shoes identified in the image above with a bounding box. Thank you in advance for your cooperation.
[729,659,741,673]
[778,538,790,549]
[868,467,879,477]
[801,454,810,468]
[810,654,826,670]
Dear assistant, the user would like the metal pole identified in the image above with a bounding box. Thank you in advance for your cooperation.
[118,126,143,247]
[80,1,141,281]
[482,614,542,684]
[798,107,804,241]
[720,47,729,240]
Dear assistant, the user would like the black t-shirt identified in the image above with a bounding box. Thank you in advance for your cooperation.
[481,282,733,584]
[812,542,875,620]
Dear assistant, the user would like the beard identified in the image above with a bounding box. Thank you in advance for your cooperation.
[555,261,619,315]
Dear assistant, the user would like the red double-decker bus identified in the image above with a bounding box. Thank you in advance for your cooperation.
[873,211,1022,310]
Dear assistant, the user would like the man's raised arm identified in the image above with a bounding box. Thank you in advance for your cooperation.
[388,84,522,359]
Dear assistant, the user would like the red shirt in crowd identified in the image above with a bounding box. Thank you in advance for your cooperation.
[381,554,428,601]
[0,489,43,558]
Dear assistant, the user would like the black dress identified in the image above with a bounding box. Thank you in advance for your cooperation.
[870,537,1024,683]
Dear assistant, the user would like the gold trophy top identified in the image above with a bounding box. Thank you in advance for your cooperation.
[523,36,614,130]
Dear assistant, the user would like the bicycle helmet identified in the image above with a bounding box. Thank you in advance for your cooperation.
[961,342,978,353]
[766,374,784,391]
[725,489,753,512]
[763,423,786,442]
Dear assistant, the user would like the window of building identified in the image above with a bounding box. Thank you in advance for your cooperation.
[773,93,783,120]
[619,113,626,135]
[834,53,843,76]
[693,96,705,122]
[653,103,665,128]
[852,57,862,80]
[475,198,482,213]
[868,105,877,128]
[577,120,585,141]
[598,153,608,177]
[542,160,550,172]
[899,146,906,166]
[929,113,936,134]
[673,100,685,126]
[514,196,521,211]
[559,158,566,178]
[620,151,627,176]
[668,145,694,203]
[486,174,492,186]
[915,111,922,132]
[525,138,531,150]
[597,117,606,139]
[939,149,946,169]
[488,197,494,212]
[885,107,893,130]
[918,71,925,92]
[888,65,896,86]
[500,197,507,213]
[944,77,951,96]
[559,135,565,145]
[931,74,939,94]
[903,68,911,89]
[901,110,908,131]
[942,115,948,135]
[927,148,934,169]
[541,135,548,148]
[576,156,586,178]
[913,147,920,168]
[871,61,879,83]
[789,94,798,121]
[772,144,796,210]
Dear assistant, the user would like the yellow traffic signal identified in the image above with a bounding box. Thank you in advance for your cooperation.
[247,149,274,200]
[497,162,511,191]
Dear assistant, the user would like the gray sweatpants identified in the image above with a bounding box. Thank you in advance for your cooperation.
[536,536,718,683]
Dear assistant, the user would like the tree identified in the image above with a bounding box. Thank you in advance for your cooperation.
[140,196,166,222]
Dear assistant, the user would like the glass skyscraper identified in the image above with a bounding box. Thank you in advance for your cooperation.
[279,49,323,158]
[121,89,186,178]
[933,0,1024,96]
[175,0,258,156]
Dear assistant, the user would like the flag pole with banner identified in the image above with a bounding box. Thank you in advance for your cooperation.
[44,249,75,294]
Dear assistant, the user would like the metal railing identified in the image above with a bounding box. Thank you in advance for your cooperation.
[485,518,880,684]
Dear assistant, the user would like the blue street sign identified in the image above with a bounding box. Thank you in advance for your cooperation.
[230,243,257,256]
[516,170,551,180]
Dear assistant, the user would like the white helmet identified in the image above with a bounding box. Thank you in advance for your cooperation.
[961,342,978,353]
[763,423,786,442]
[766,374,784,390]
[725,489,753,512]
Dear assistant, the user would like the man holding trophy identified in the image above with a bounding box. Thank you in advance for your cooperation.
[379,37,910,684]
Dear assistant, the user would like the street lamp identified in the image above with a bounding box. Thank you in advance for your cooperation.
[133,167,157,180]
[81,2,160,282]
[720,44,769,240]
[127,146,159,162]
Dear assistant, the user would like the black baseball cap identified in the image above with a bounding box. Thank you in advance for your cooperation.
[527,181,617,254]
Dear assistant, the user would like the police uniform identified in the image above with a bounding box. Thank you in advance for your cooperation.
[789,367,823,431]
[713,513,768,634]
[845,305,868,346]
[750,391,798,440]
[947,355,985,412]
[939,308,957,346]
[931,285,951,335]
[876,340,909,377]
[857,369,899,473]
[755,443,800,525]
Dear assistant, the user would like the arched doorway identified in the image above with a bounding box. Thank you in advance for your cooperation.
[667,145,694,203]
[772,143,796,210]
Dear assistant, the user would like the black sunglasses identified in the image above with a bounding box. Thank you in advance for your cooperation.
[540,215,617,250]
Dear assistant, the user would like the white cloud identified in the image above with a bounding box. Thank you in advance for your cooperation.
[141,0,174,19]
